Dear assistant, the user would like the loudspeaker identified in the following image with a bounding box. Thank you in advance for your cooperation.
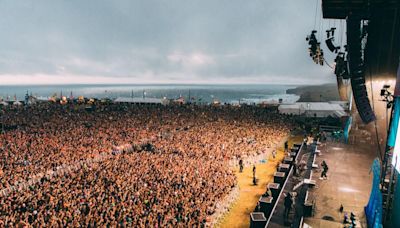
[351,72,376,123]
[347,15,376,124]
[250,212,267,228]
[325,38,339,53]
[259,196,273,216]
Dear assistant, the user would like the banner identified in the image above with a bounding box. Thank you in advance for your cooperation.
[365,158,383,228]
[391,171,400,227]
[344,116,352,143]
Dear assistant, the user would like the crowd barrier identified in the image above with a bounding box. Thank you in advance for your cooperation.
[249,142,303,228]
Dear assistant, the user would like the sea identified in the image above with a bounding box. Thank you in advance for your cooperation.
[0,84,300,104]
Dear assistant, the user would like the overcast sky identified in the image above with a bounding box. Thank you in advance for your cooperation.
[0,0,340,85]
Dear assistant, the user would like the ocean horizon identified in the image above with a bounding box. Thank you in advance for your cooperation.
[0,84,300,104]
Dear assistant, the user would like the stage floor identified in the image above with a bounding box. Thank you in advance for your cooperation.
[303,131,377,227]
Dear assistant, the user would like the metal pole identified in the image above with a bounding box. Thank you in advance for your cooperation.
[382,98,396,223]
[385,161,396,223]
[386,105,389,134]
[382,106,394,184]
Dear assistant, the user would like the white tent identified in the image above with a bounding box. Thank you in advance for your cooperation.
[13,101,23,106]
[114,97,169,105]
[0,101,8,106]
[278,102,348,118]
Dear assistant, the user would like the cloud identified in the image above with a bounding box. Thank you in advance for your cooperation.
[167,52,214,69]
[0,0,338,85]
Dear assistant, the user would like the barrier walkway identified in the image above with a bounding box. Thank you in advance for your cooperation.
[266,141,312,227]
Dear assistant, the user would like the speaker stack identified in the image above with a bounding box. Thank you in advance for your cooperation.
[347,15,376,124]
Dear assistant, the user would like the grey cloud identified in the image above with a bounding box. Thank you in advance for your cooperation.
[0,0,339,84]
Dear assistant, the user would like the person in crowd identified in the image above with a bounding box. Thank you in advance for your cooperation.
[320,160,329,180]
[239,159,244,173]
[293,160,298,177]
[0,102,294,226]
[284,193,293,221]
[252,165,258,185]
[264,186,272,197]
[272,150,276,160]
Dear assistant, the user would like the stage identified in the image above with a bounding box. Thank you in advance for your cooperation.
[303,128,377,227]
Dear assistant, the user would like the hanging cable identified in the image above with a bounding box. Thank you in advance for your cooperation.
[329,19,331,31]
[324,59,334,69]
[313,0,319,30]
[339,20,344,48]
[318,2,323,41]
[368,66,384,162]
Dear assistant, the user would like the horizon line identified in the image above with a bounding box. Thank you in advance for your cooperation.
[0,82,335,86]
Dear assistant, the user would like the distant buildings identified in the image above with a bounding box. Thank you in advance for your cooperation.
[114,97,169,105]
[278,101,348,118]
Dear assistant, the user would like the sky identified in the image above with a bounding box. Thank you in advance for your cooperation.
[0,0,341,85]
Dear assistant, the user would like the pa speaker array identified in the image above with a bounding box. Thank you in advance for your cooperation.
[347,15,376,124]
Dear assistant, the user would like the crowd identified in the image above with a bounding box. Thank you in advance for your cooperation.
[0,103,293,227]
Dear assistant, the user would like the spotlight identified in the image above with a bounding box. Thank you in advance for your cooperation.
[326,30,331,38]
[326,38,340,53]
[326,38,335,52]
[331,27,336,36]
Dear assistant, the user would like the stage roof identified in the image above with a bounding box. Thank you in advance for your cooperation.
[322,0,400,19]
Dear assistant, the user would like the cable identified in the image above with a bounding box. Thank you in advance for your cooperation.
[313,0,319,30]
[339,20,344,48]
[368,64,384,162]
[318,2,323,41]
[324,59,334,69]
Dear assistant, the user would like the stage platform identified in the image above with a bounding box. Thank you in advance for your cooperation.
[303,131,376,227]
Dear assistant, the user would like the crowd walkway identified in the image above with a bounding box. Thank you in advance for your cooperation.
[218,136,302,228]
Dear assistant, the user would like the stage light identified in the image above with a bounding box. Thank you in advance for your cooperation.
[326,38,335,52]
[326,29,333,38]
[331,27,336,36]
[326,38,340,53]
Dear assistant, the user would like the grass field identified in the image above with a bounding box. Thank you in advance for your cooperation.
[217,136,302,228]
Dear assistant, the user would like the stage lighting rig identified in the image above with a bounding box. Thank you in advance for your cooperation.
[326,38,340,53]
[380,85,393,109]
[325,27,340,53]
[306,30,324,66]
[326,27,336,38]
[334,52,349,79]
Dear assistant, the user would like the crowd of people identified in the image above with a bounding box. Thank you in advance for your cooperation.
[0,102,293,227]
